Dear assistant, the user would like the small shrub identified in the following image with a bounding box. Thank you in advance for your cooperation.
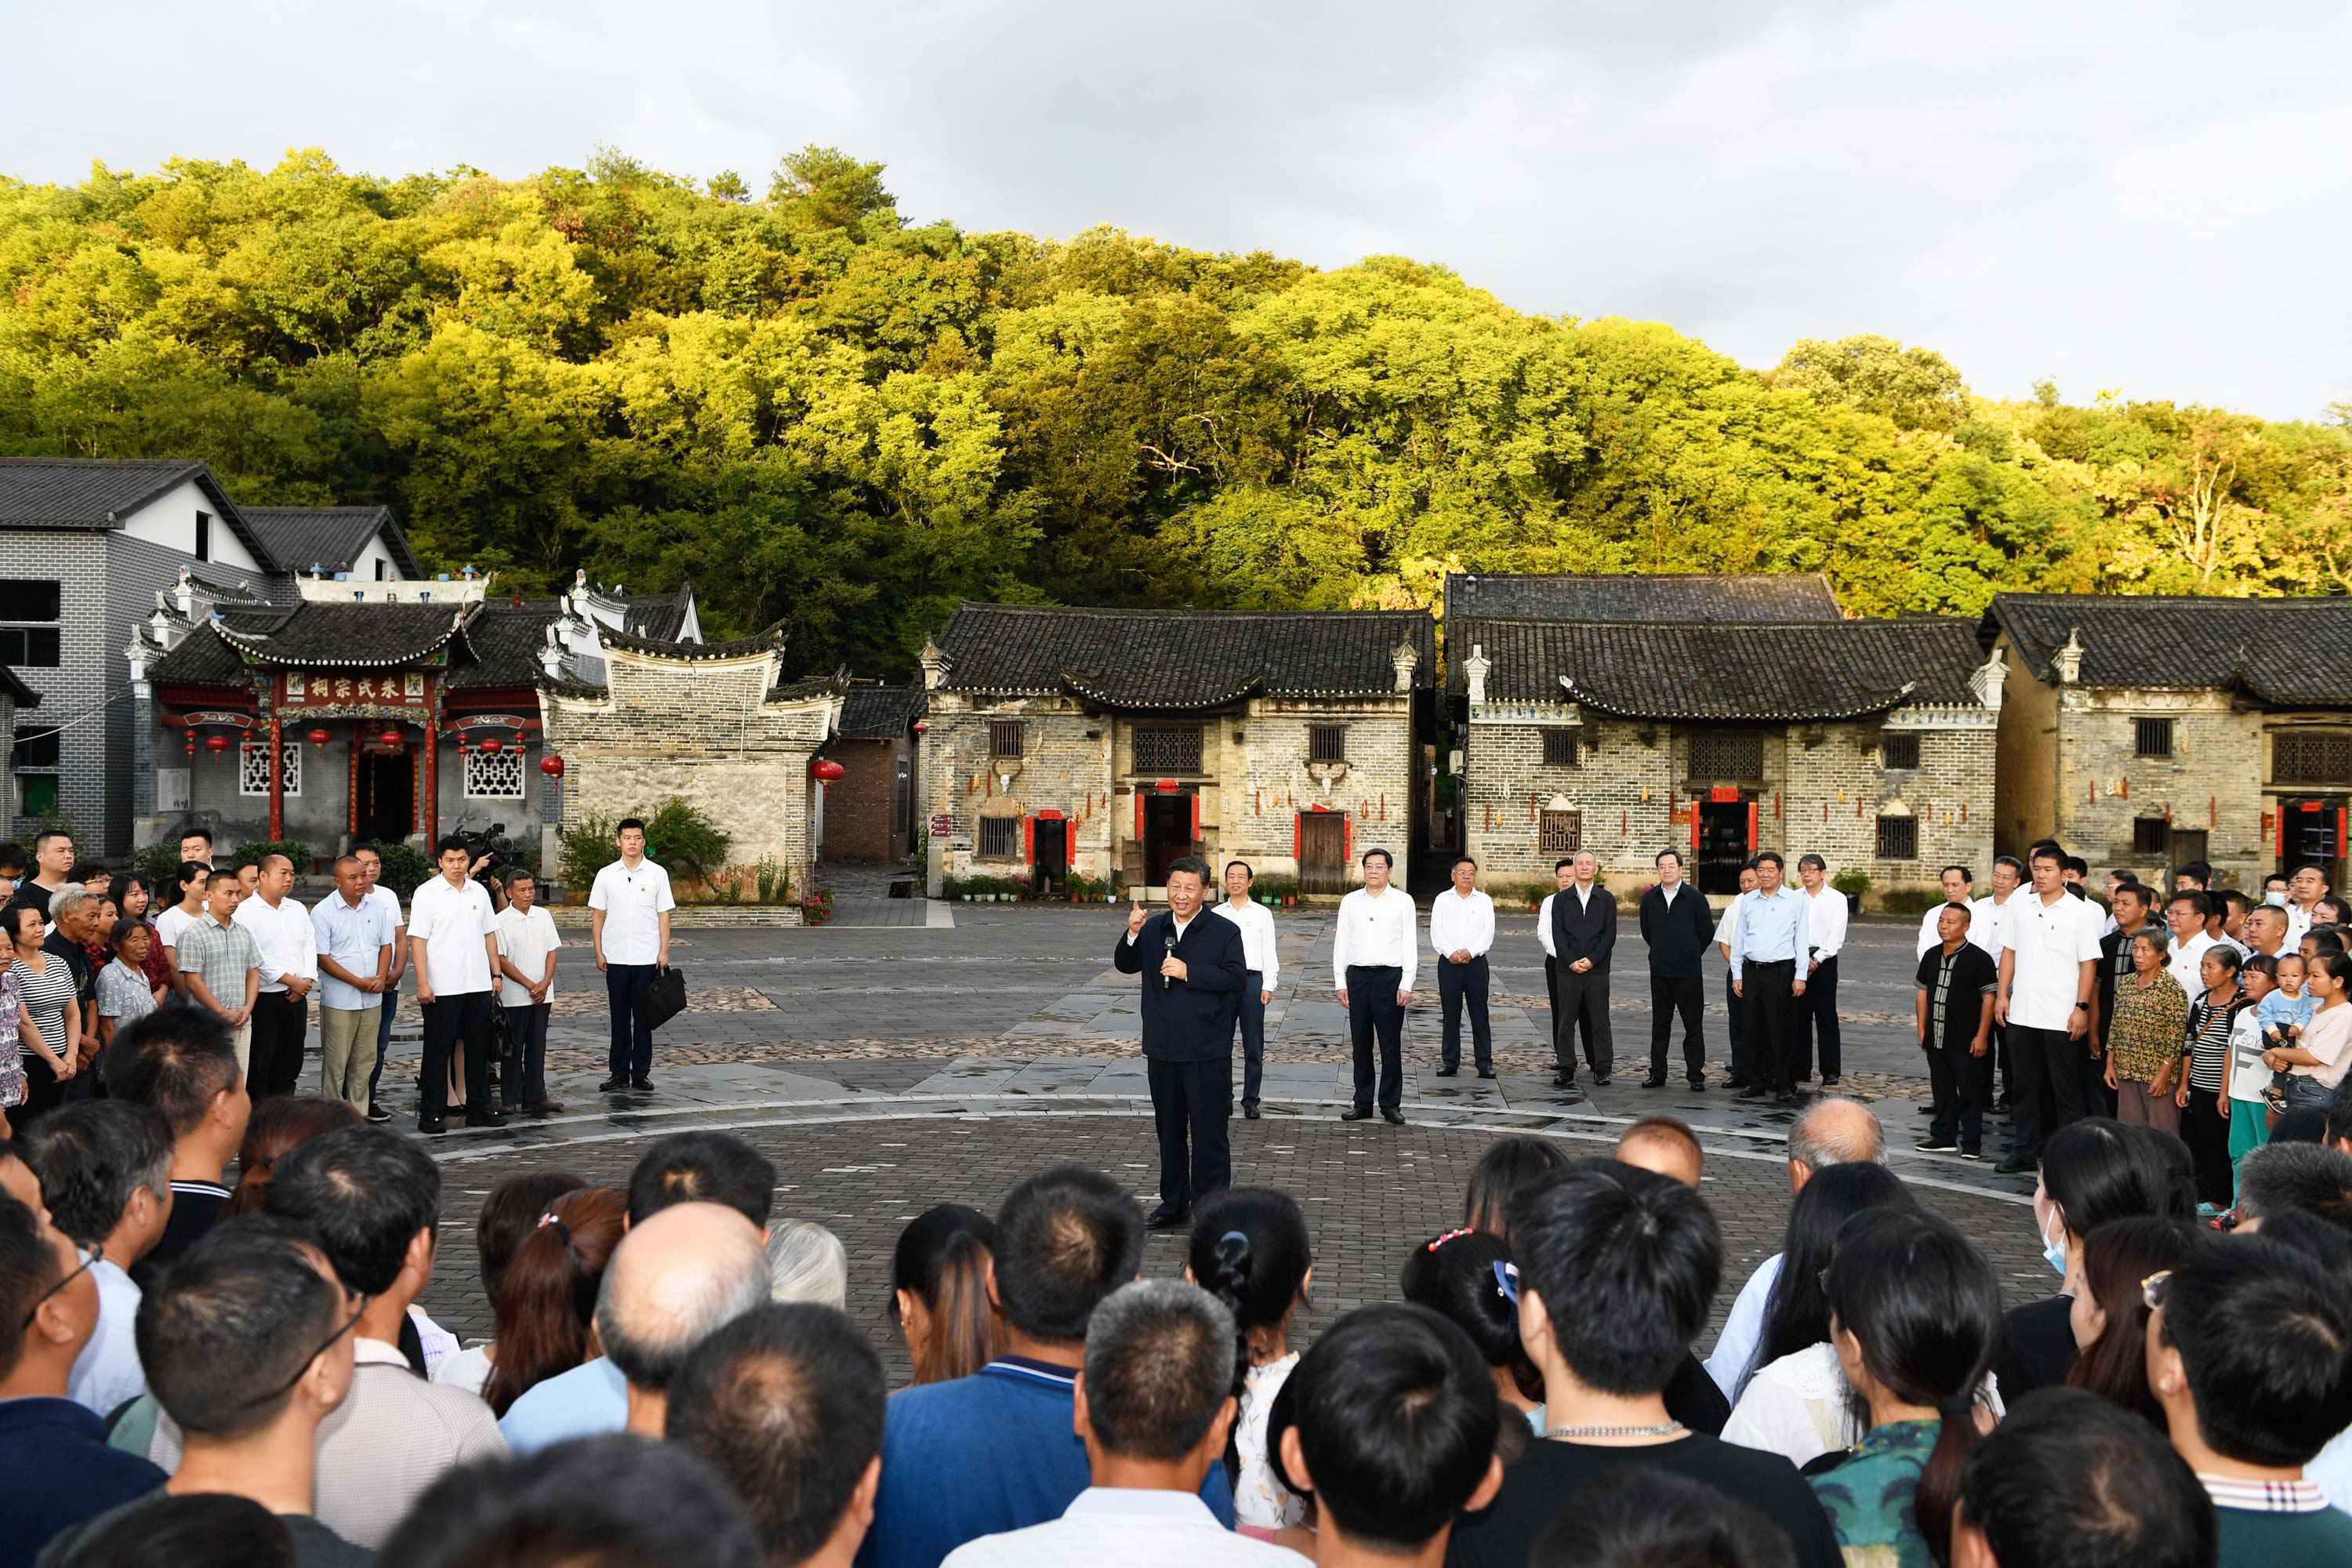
[559,800,733,893]
[1881,887,1940,917]
[129,841,191,888]
[230,839,313,873]
[1830,869,1871,898]
[755,858,791,904]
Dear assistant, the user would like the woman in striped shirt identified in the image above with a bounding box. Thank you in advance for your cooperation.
[2175,943,2249,1209]
[5,904,79,1127]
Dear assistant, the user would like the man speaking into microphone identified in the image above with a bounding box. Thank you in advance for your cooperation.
[1113,855,1247,1229]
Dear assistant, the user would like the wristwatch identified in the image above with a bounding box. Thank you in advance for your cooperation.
[2074,1002,2092,1013]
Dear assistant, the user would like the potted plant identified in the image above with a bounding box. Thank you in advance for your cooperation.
[1831,868,1871,916]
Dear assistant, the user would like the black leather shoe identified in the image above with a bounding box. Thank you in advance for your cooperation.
[1642,1076,1667,1089]
[1592,1075,1612,1087]
[1435,1067,1459,1078]
[1340,1108,1375,1122]
[1774,1091,1801,1106]
[1552,1075,1577,1091]
[632,1076,654,1091]
[365,1103,391,1124]
[1918,1105,1937,1116]
[1821,1075,1841,1087]
[1994,1156,2037,1175]
[417,1117,447,1135]
[597,1077,627,1093]
[1688,1079,1708,1091]
[1722,1078,1749,1090]
[467,1109,508,1129]
[1145,1205,1189,1230]
[1477,1069,1496,1080]
[526,1099,566,1116]
[1739,1083,1773,1100]
[1243,1105,1261,1120]
[1382,1111,1406,1126]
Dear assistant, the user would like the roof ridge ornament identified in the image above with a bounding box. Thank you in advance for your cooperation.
[2053,625,2085,684]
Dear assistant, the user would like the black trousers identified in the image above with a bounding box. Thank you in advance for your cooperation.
[1439,956,1493,1073]
[420,991,492,1123]
[1650,974,1705,1083]
[1544,956,1561,1048]
[249,992,309,1098]
[1743,960,1798,1092]
[1797,955,1842,1080]
[2181,1087,2233,1208]
[1724,966,1747,1082]
[1347,965,1404,1114]
[604,964,657,1080]
[1148,1054,1230,1213]
[1232,972,1265,1111]
[2005,1024,2085,1161]
[503,1002,550,1107]
[1554,964,1613,1081]
[1927,1040,1990,1151]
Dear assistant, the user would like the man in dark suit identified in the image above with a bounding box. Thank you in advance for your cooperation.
[1112,855,1247,1229]
[1548,849,1617,1087]
[1639,848,1717,1090]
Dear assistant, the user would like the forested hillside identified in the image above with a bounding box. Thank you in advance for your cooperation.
[3,147,2347,677]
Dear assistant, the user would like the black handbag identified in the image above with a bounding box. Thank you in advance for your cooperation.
[635,966,687,1032]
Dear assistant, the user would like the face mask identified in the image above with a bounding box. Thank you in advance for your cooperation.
[2040,1210,2068,1278]
[2267,891,2289,907]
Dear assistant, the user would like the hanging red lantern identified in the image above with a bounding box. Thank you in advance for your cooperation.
[480,735,503,754]
[456,733,469,754]
[205,734,230,753]
[307,728,331,750]
[539,753,566,779]
[811,757,847,788]
[183,734,198,758]
[379,729,404,750]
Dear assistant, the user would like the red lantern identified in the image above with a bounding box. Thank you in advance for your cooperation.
[183,734,197,758]
[539,753,566,779]
[379,729,404,750]
[811,757,847,784]
[205,734,230,753]
[480,735,503,754]
[307,728,331,749]
[456,734,469,754]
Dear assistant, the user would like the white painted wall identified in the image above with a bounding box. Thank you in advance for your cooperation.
[348,534,401,581]
[118,479,264,571]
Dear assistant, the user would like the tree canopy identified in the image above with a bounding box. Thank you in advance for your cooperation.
[3,147,2347,677]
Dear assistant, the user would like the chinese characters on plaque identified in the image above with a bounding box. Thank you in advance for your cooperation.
[282,671,427,706]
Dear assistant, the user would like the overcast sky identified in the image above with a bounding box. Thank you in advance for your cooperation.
[7,2,2348,419]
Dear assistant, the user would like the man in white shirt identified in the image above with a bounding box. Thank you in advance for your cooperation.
[1534,857,1574,1071]
[1917,865,1976,957]
[1794,853,1850,1086]
[495,869,564,1117]
[154,860,209,993]
[310,855,394,1115]
[1972,855,2024,1109]
[590,817,675,1095]
[2165,890,2220,997]
[1994,841,2104,1174]
[353,843,407,1126]
[1209,860,1279,1120]
[1429,855,1496,1080]
[409,835,504,1134]
[232,853,318,1099]
[942,1280,1305,1568]
[2286,862,2329,952]
[1717,862,1759,1087]
[1333,848,1415,1126]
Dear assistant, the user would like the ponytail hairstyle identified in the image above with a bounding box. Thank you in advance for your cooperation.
[1401,1228,1542,1405]
[891,1203,1000,1386]
[481,1186,628,1417]
[222,1095,363,1219]
[2067,1216,2205,1428]
[1187,1189,1312,1483]
[1823,1208,2005,1567]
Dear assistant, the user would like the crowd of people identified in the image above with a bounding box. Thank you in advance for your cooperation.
[0,817,677,1142]
[3,993,2350,1566]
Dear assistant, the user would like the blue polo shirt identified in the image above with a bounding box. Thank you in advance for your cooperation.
[496,1355,627,1455]
[0,1396,165,1568]
[854,1356,1236,1568]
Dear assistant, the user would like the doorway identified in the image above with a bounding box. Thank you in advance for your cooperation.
[1033,819,1068,894]
[357,751,414,845]
[1697,800,1750,896]
[1142,794,1192,889]
[2279,800,2342,887]
[1298,811,1348,895]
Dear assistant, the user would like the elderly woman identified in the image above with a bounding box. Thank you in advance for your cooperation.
[766,1219,849,1310]
[2103,928,2189,1132]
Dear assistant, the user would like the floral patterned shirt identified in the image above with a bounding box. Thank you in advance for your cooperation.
[2107,970,2189,1086]
[1232,1353,1304,1530]
[1810,1417,1941,1568]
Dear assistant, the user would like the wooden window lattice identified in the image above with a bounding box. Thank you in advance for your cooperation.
[464,747,526,800]
[238,741,299,798]
[1539,809,1582,855]
[2274,731,2352,785]
[2135,717,2175,758]
[989,720,1025,759]
[1134,726,1205,775]
[1875,815,1918,860]
[1308,724,1347,764]
[1690,730,1764,780]
[1543,728,1580,768]
[979,816,1021,858]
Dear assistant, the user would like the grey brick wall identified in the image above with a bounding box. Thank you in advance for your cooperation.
[5,534,112,851]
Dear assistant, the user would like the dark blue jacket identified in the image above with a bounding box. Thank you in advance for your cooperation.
[1113,908,1247,1062]
[0,1396,163,1568]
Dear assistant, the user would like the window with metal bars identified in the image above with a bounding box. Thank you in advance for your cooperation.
[2274,731,2352,785]
[1689,730,1763,780]
[1543,728,1579,768]
[2132,817,2171,855]
[1134,726,1204,774]
[1882,732,1921,770]
[989,720,1024,759]
[1308,724,1346,764]
[1539,809,1581,855]
[2135,717,2174,758]
[979,816,1021,858]
[1875,815,1918,859]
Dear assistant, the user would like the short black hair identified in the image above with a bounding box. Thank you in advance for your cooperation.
[351,842,381,859]
[1555,857,1575,873]
[1223,860,1253,880]
[506,868,535,887]
[0,1196,60,1379]
[2223,889,2254,916]
[1653,849,1680,866]
[1508,1162,1720,1396]
[2168,888,2213,918]
[2236,1143,2352,1228]
[1532,1467,1795,1568]
[2178,859,2214,885]
[103,1005,241,1138]
[474,1170,587,1299]
[378,1433,764,1568]
[0,842,24,874]
[617,817,647,836]
[1752,851,1784,870]
[1961,1388,2212,1568]
[2027,842,2064,866]
[1288,1303,1499,1552]
[626,1132,776,1230]
[140,1215,347,1438]
[434,834,470,857]
[667,1305,884,1566]
[1940,864,1973,882]
[2326,1076,2352,1149]
[1796,853,1826,873]
[263,1124,441,1295]
[1082,1280,1235,1461]
[174,826,216,850]
[2065,855,2091,878]
[176,860,209,892]
[59,1491,295,1568]
[20,1100,173,1248]
[1454,855,1479,870]
[991,1165,1143,1343]
[1165,855,1209,884]
[2160,1233,2352,1466]
[1361,848,1394,869]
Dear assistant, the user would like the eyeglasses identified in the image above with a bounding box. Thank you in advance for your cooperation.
[219,1298,369,1417]
[2141,1269,2173,1312]
[19,1245,97,1330]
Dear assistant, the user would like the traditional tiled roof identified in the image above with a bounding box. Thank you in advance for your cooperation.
[447,606,561,691]
[598,622,780,661]
[148,601,559,692]
[240,505,424,579]
[0,456,274,563]
[1980,594,2352,707]
[0,665,39,706]
[934,604,1437,710]
[1460,615,1988,720]
[771,673,850,703]
[619,584,695,641]
[837,683,924,739]
[1443,572,1842,626]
